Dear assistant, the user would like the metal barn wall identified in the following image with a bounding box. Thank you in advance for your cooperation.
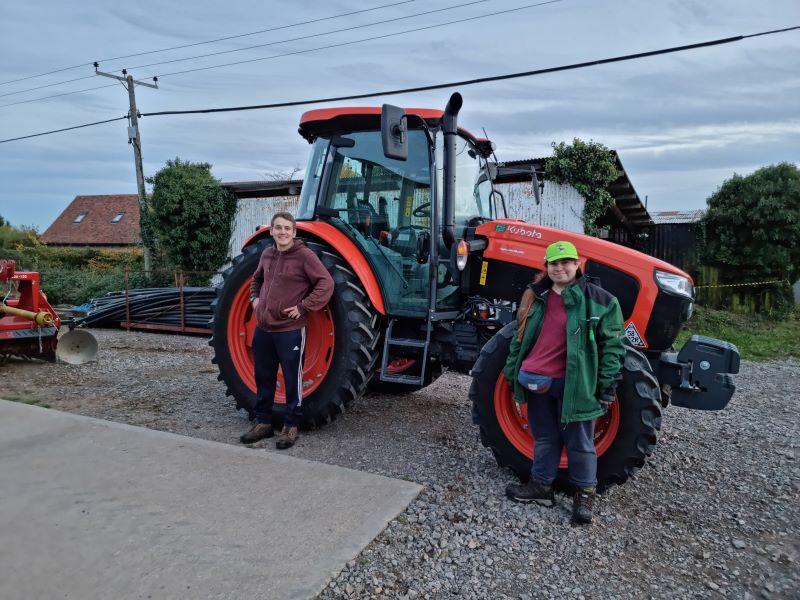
[645,223,699,273]
[215,181,585,285]
[212,196,300,286]
[497,181,585,233]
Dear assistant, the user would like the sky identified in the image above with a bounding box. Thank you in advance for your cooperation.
[0,0,798,230]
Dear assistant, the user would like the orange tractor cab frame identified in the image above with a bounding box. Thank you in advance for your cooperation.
[210,93,740,491]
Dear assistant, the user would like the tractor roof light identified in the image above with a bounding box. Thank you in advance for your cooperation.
[655,270,693,299]
[456,239,469,271]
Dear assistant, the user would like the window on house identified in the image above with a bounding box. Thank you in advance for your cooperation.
[111,212,125,223]
[73,212,87,223]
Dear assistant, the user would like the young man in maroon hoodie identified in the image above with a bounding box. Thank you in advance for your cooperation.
[240,212,334,449]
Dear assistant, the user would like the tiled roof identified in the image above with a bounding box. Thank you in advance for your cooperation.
[650,209,705,224]
[40,195,141,245]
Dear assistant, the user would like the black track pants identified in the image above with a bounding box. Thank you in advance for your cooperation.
[252,326,306,427]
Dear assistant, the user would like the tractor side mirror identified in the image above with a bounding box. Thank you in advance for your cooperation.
[381,104,407,161]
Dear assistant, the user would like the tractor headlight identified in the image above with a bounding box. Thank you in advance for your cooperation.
[456,240,469,271]
[655,270,693,299]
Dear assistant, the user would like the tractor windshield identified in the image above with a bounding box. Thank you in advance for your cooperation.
[435,132,495,231]
[296,137,328,220]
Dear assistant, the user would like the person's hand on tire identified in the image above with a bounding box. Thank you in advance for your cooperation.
[251,298,260,309]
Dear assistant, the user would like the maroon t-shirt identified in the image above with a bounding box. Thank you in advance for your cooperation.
[520,290,567,378]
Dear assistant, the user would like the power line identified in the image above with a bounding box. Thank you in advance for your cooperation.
[141,26,800,116]
[0,83,119,109]
[158,0,560,77]
[0,0,418,87]
[3,0,489,100]
[2,25,798,144]
[0,116,126,143]
[125,0,491,72]
[0,0,558,109]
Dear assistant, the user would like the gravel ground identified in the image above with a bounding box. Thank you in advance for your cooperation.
[2,328,798,599]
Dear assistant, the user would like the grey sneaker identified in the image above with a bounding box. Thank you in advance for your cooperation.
[571,488,595,524]
[505,479,555,506]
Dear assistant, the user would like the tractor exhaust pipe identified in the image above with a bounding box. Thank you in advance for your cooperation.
[441,92,463,249]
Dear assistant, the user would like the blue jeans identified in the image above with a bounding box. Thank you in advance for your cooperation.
[518,372,597,489]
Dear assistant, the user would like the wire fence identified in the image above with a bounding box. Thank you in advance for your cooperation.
[693,265,794,313]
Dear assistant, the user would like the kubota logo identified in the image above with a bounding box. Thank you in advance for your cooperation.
[506,225,542,239]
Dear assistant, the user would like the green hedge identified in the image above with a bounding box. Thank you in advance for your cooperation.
[1,243,162,305]
[35,267,167,305]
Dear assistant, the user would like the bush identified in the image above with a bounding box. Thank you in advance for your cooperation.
[38,266,174,305]
[545,139,620,235]
[700,163,800,311]
[146,158,237,283]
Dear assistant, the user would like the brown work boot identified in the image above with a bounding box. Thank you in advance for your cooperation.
[571,488,596,525]
[240,423,274,444]
[276,425,299,450]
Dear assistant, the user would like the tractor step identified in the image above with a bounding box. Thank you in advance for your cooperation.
[379,318,430,386]
[386,337,427,348]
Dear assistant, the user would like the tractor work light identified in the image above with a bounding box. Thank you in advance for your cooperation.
[655,270,694,299]
[456,240,469,271]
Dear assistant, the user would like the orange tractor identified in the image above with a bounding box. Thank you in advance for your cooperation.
[210,93,739,490]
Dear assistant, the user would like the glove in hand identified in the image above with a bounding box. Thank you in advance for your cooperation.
[598,388,616,409]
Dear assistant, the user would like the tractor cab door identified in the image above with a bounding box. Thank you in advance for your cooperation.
[433,132,495,309]
[313,129,434,317]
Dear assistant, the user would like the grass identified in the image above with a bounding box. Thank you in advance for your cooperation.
[2,395,51,408]
[675,305,800,361]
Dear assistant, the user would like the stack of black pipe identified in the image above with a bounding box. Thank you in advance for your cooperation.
[79,287,216,329]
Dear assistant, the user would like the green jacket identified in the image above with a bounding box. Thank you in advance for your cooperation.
[503,274,625,423]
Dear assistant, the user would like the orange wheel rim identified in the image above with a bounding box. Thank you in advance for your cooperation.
[493,375,620,467]
[227,279,335,402]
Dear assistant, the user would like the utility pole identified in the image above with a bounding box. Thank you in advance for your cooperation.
[95,63,158,272]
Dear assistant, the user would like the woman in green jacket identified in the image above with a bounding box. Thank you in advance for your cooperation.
[504,241,625,524]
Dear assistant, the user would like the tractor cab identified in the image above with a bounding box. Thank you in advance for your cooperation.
[295,97,497,319]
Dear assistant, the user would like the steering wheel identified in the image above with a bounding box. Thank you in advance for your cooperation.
[412,202,431,218]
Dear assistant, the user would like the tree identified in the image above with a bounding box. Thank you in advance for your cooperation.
[701,162,800,307]
[0,214,6,227]
[545,138,620,235]
[146,158,237,279]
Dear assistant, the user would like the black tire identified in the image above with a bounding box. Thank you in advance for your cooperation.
[469,321,662,492]
[209,237,380,428]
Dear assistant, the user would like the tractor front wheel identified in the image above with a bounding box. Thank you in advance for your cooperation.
[469,322,662,492]
[209,238,380,427]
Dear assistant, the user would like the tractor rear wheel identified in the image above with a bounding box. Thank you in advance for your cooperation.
[209,238,380,427]
[469,322,661,492]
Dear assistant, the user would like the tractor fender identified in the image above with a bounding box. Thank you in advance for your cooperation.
[241,221,386,315]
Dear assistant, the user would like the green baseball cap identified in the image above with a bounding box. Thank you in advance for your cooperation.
[545,241,579,262]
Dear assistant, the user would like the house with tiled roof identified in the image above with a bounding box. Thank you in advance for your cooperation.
[40,195,142,247]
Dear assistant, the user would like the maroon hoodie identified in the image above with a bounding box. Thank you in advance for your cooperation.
[249,240,334,332]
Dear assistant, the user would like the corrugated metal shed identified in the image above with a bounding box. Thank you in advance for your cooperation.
[496,180,584,233]
[496,155,654,230]
[650,210,705,224]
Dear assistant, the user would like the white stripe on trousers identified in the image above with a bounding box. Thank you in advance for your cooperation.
[296,326,306,407]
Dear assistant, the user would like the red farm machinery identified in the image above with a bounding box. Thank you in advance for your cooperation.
[210,93,740,491]
[0,259,97,364]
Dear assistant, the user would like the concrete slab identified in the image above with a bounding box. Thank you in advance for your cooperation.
[0,400,421,600]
